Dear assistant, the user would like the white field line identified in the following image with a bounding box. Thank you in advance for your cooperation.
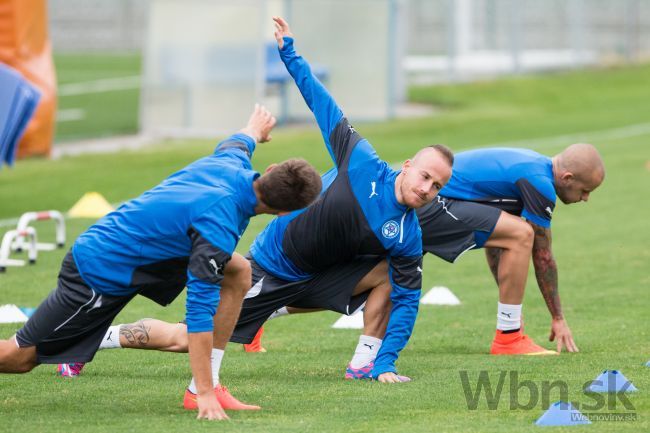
[0,201,123,228]
[2,121,649,228]
[58,76,140,96]
[0,218,19,228]
[56,108,86,122]
[390,121,650,169]
[474,121,650,151]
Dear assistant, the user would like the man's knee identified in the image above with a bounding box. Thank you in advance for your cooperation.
[0,339,37,373]
[11,361,36,374]
[223,253,253,297]
[225,253,251,276]
[515,222,534,249]
[488,214,534,251]
[372,260,390,286]
[352,260,389,297]
[169,323,189,352]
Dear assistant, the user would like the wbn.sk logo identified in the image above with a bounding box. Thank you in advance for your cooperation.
[459,370,636,413]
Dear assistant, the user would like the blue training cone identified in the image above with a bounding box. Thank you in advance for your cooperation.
[19,307,36,318]
[585,370,638,393]
[535,401,591,426]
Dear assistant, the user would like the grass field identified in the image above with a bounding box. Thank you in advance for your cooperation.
[54,53,141,142]
[1,62,649,432]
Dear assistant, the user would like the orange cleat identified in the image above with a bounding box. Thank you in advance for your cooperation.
[490,329,558,356]
[243,326,266,353]
[183,385,261,411]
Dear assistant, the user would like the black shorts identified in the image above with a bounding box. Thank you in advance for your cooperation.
[15,252,134,364]
[230,255,382,344]
[419,196,503,263]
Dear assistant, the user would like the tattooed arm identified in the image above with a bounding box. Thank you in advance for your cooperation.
[529,222,579,353]
[529,224,561,318]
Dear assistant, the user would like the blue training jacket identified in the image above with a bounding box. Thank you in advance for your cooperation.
[72,134,259,333]
[440,148,556,228]
[250,37,423,377]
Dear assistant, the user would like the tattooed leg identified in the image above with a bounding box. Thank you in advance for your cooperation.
[118,319,188,352]
[484,247,502,286]
[483,212,534,304]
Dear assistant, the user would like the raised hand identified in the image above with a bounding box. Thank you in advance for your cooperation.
[273,16,294,50]
[241,103,276,143]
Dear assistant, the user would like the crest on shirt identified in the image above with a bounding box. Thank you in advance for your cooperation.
[381,220,399,239]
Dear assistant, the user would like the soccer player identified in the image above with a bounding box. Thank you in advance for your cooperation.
[237,16,452,383]
[57,15,454,388]
[0,104,323,421]
[418,144,605,354]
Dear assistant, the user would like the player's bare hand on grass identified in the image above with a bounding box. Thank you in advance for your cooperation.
[241,103,276,143]
[377,372,410,383]
[196,393,229,421]
[273,16,293,49]
[549,318,579,353]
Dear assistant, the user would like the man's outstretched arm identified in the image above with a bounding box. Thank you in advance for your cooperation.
[273,16,349,166]
[529,222,579,353]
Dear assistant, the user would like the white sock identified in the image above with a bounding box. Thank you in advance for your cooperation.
[98,325,122,349]
[268,306,289,320]
[349,335,382,369]
[496,302,522,331]
[188,348,225,394]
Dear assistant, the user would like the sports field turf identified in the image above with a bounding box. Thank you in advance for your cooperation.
[54,53,140,142]
[0,62,648,432]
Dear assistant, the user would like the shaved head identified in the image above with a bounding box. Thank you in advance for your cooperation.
[553,143,605,204]
[556,143,605,184]
[413,145,454,167]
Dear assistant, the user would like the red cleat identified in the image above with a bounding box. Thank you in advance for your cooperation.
[183,385,261,411]
[243,326,266,353]
[214,385,261,410]
[490,330,557,356]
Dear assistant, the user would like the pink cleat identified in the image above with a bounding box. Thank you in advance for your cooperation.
[57,362,85,377]
[345,362,374,380]
[345,362,412,382]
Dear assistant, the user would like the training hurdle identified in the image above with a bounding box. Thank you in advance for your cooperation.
[0,227,37,272]
[12,210,65,252]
